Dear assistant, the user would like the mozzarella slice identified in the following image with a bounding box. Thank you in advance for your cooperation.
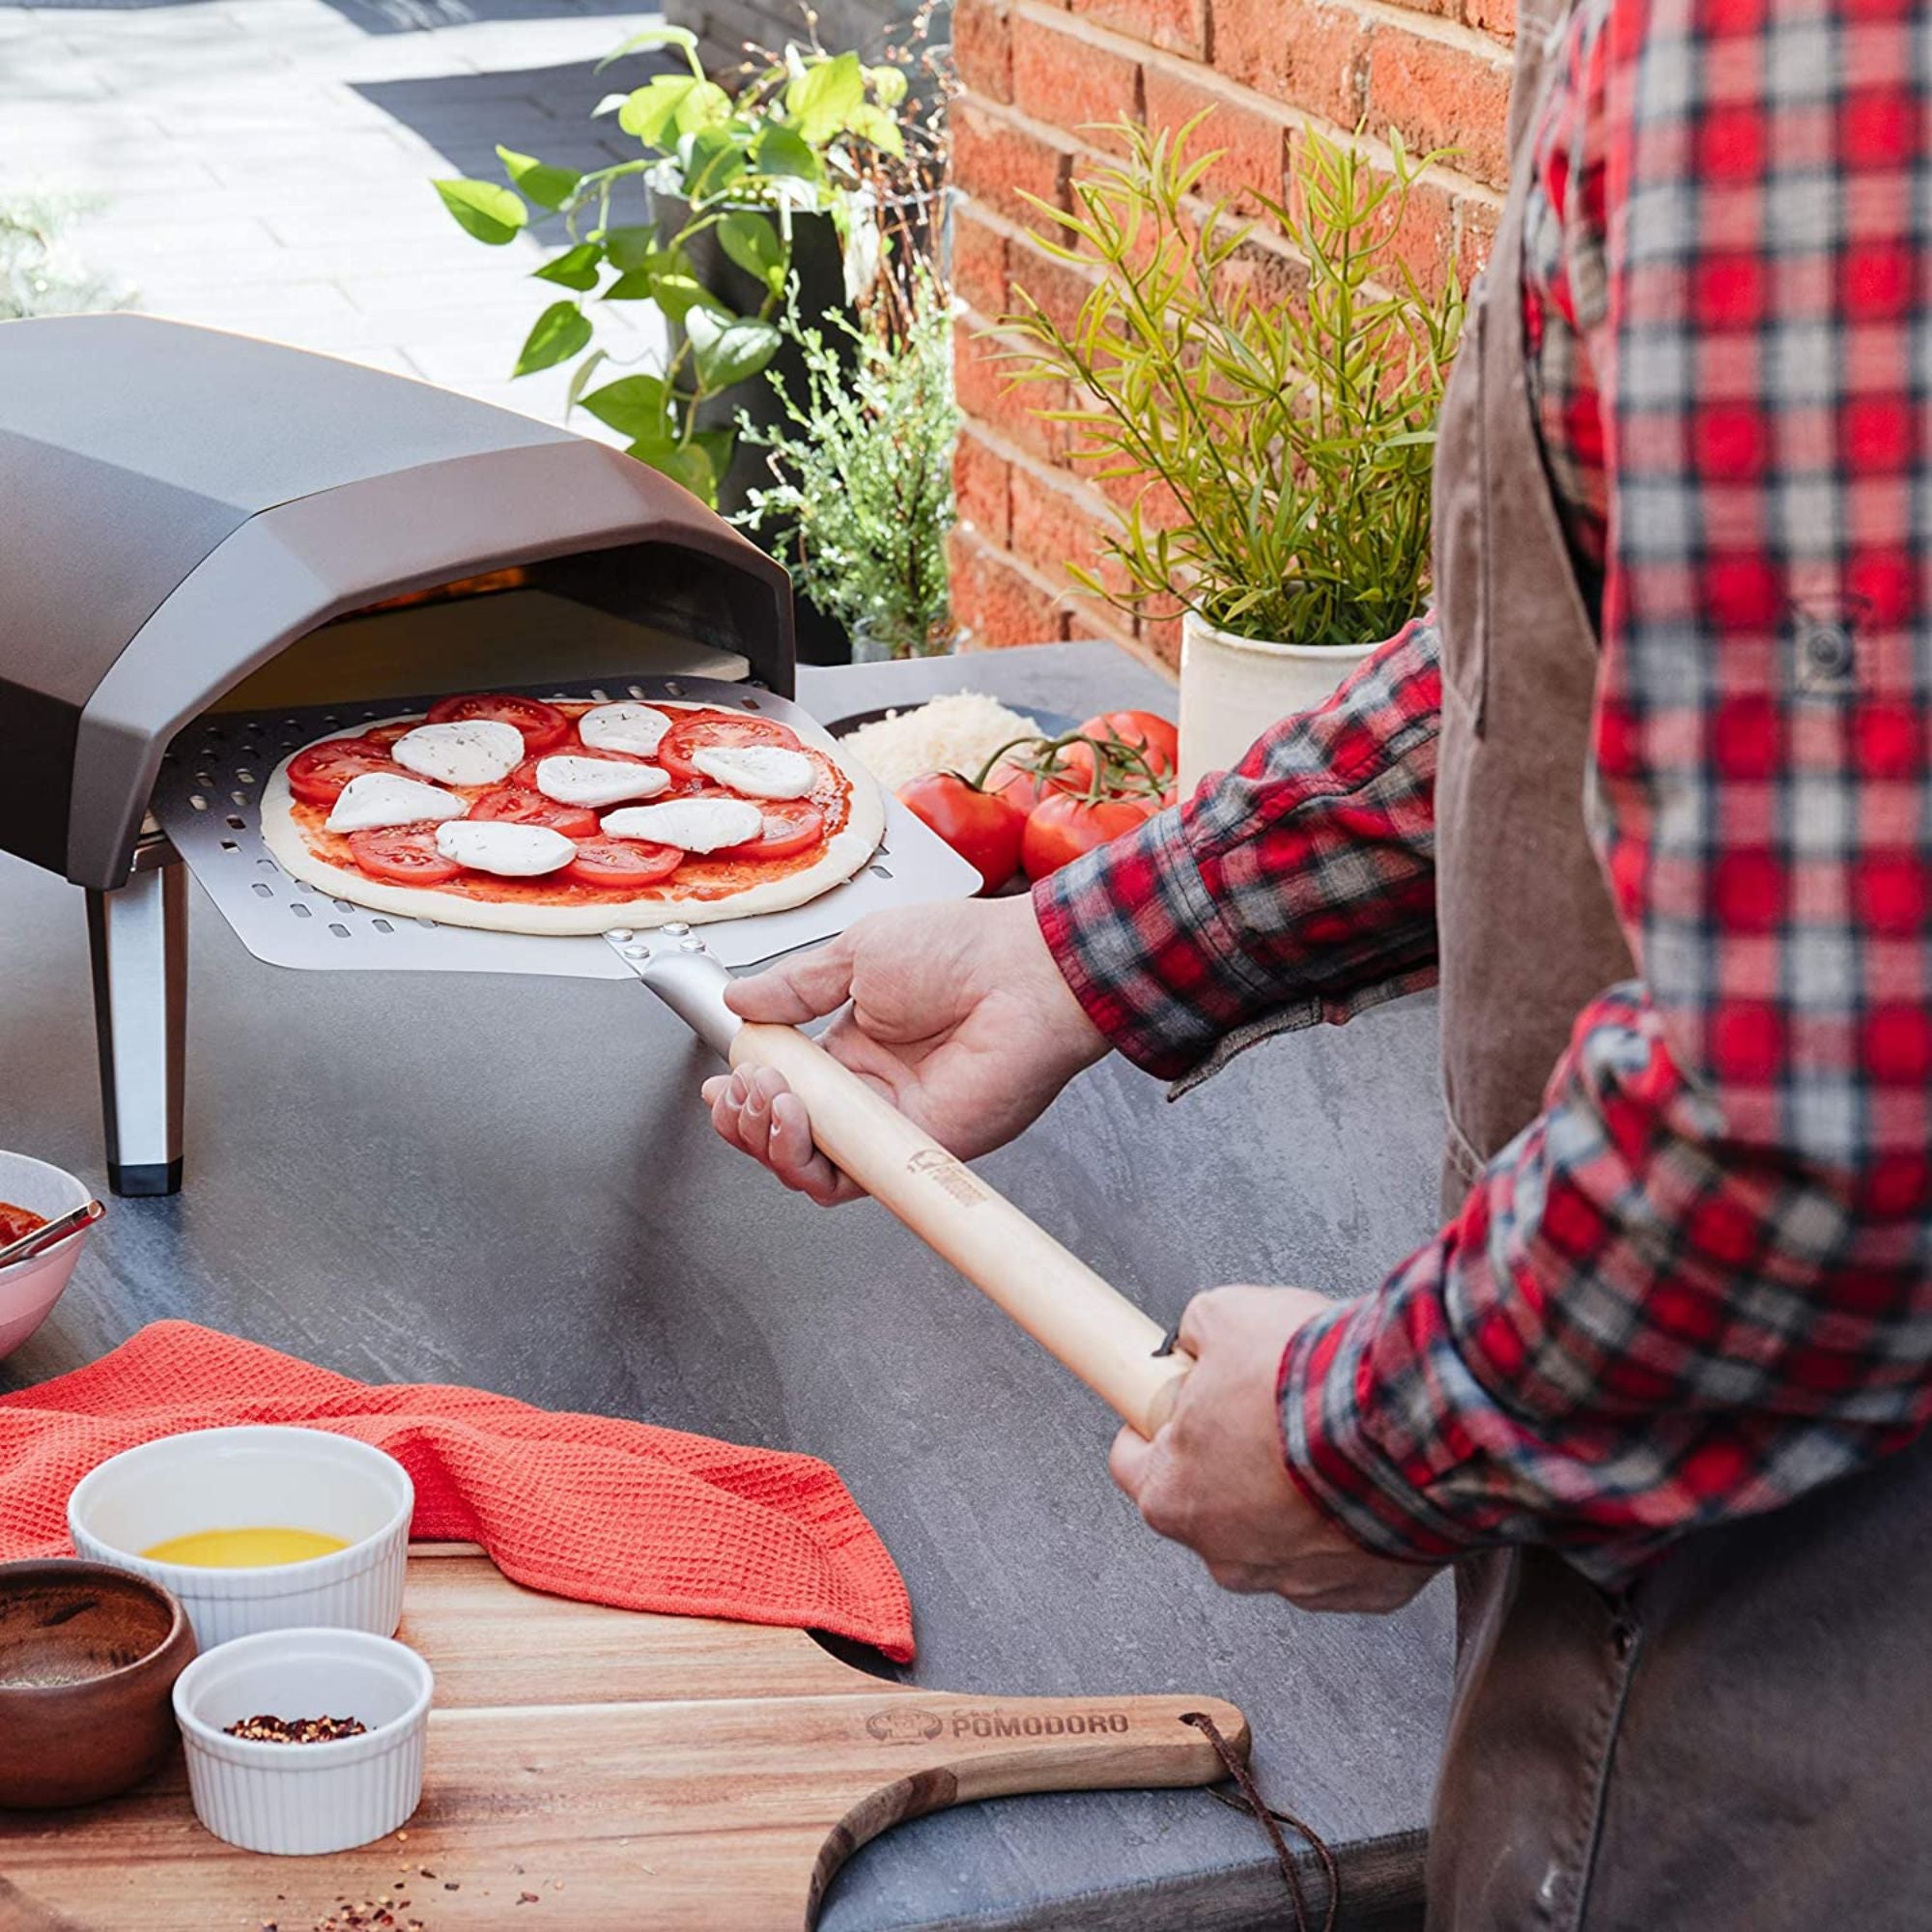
[535,755,671,809]
[579,701,676,757]
[434,820,576,877]
[392,720,525,786]
[601,797,764,853]
[690,744,817,800]
[326,772,467,834]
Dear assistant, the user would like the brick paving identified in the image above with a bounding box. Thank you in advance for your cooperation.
[0,0,672,431]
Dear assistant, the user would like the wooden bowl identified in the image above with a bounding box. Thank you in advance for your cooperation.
[0,1559,197,1807]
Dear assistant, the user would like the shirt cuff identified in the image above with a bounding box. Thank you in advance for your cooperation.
[1034,805,1284,1081]
[1276,1288,1485,1565]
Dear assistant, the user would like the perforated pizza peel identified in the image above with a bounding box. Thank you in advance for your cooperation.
[153,677,978,976]
[155,678,1194,1435]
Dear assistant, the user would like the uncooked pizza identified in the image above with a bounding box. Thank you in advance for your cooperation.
[260,692,885,935]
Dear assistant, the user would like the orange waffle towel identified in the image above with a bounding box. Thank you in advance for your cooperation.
[0,1321,914,1662]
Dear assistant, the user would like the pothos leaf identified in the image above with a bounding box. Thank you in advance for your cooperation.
[596,23,699,71]
[433,177,526,245]
[685,307,781,392]
[579,373,669,438]
[532,242,603,291]
[496,146,581,212]
[512,299,592,376]
[784,50,865,147]
[753,123,820,183]
[716,210,786,293]
[626,431,717,503]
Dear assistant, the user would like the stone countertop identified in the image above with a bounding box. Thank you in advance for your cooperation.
[0,640,1451,1930]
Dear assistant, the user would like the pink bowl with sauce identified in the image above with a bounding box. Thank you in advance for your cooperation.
[0,1151,97,1358]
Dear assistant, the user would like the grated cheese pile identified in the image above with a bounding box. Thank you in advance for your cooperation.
[840,691,1043,793]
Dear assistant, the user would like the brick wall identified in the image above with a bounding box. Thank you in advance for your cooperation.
[948,0,1514,664]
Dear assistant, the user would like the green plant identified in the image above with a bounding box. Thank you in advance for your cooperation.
[0,193,129,321]
[432,27,922,507]
[737,269,958,658]
[999,115,1463,645]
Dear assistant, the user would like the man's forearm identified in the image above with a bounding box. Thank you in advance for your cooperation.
[1277,981,1932,1580]
[1036,615,1444,1082]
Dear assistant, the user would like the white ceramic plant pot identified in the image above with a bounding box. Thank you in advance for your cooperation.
[1177,611,1378,793]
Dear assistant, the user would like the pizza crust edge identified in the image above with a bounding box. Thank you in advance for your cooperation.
[259,703,887,938]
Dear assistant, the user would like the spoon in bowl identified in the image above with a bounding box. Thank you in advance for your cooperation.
[0,1199,103,1270]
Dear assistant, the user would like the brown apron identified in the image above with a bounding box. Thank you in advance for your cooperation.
[1424,3,1932,1922]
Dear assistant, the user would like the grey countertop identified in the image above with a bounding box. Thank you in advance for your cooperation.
[0,640,1452,1930]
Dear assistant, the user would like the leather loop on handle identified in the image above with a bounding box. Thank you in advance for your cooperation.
[729,1022,1192,1438]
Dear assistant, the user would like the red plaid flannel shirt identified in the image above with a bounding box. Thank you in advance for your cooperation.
[1037,0,1932,1580]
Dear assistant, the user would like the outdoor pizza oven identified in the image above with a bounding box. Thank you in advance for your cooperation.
[0,314,799,1198]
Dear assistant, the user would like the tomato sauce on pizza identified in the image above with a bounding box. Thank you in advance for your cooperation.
[261,693,884,937]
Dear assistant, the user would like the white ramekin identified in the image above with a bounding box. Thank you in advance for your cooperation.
[172,1626,432,1854]
[0,1150,96,1358]
[69,1425,412,1650]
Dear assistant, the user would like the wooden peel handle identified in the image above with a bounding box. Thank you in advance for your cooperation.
[729,1022,1191,1438]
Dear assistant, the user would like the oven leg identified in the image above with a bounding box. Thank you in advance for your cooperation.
[86,858,187,1198]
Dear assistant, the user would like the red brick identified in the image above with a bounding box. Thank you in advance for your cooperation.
[954,316,1069,462]
[953,204,1010,319]
[953,99,1073,224]
[1063,586,1138,647]
[1009,461,1123,596]
[1213,0,1371,123]
[1069,0,1205,63]
[1366,35,1514,190]
[1005,235,1099,342]
[1137,610,1185,668]
[954,429,1014,546]
[1140,67,1288,215]
[1011,14,1142,131]
[951,530,1070,645]
[1378,168,1458,302]
[1465,0,1515,43]
[954,0,1014,102]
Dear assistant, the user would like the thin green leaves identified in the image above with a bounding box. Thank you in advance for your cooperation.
[994,114,1463,645]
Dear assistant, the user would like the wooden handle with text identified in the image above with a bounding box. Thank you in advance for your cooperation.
[729,1021,1191,1436]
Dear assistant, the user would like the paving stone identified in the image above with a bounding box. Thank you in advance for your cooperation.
[2,0,664,434]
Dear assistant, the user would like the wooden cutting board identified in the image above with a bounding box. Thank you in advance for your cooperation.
[0,1548,1248,1932]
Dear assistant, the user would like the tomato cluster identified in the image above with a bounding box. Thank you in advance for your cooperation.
[896,709,1179,894]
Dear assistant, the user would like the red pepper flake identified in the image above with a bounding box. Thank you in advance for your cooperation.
[518,1892,540,1906]
[225,1713,368,1745]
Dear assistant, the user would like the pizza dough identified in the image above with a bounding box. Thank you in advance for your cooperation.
[261,698,885,936]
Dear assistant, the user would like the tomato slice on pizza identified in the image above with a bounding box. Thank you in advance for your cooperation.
[260,695,884,936]
[426,693,572,753]
[285,736,402,807]
[655,714,804,784]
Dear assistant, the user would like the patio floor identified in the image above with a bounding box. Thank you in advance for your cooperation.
[0,0,670,430]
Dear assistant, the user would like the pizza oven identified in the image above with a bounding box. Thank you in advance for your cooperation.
[0,314,802,1198]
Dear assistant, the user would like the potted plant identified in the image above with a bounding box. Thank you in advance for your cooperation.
[736,265,959,660]
[1,192,128,320]
[999,116,1463,784]
[431,25,922,511]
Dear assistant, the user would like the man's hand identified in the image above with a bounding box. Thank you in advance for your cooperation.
[702,895,1110,1206]
[1111,1286,1434,1612]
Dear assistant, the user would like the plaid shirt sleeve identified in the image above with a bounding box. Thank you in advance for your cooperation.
[1035,613,1443,1085]
[1276,0,1932,1579]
